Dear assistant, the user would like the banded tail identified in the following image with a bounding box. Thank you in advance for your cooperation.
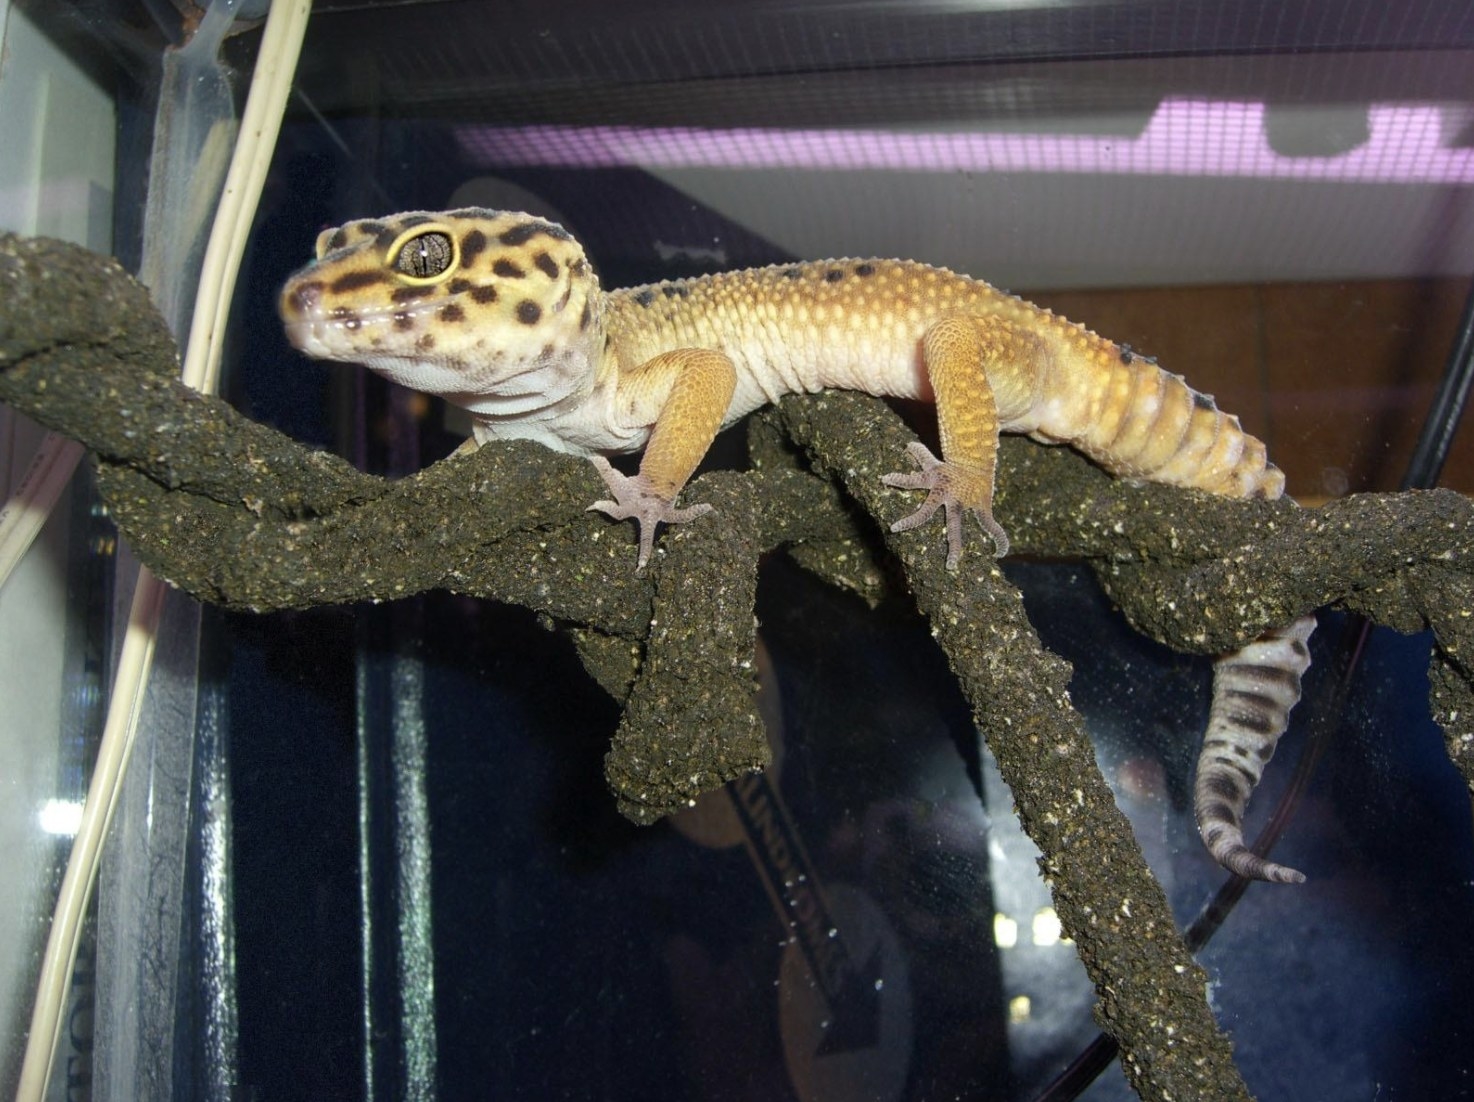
[1194,614,1316,883]
[1022,331,1317,881]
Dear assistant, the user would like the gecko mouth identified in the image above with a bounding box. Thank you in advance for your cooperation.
[281,317,333,357]
[280,297,443,359]
[282,307,592,412]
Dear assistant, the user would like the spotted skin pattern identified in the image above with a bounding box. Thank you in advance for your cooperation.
[280,208,1315,882]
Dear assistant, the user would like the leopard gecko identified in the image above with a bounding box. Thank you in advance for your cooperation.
[279,208,1316,884]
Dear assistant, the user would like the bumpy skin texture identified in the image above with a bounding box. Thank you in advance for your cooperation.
[280,207,1314,882]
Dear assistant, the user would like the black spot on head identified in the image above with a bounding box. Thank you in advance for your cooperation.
[498,222,541,246]
[375,227,401,251]
[661,284,688,298]
[498,220,571,246]
[493,259,525,279]
[825,269,844,282]
[461,230,488,265]
[391,285,435,303]
[783,267,802,279]
[516,300,542,325]
[448,278,473,295]
[439,303,466,323]
[1193,390,1217,411]
[855,263,876,277]
[634,289,656,307]
[416,333,436,352]
[326,230,349,252]
[356,221,386,237]
[1119,344,1135,364]
[393,312,414,331]
[533,251,559,279]
[470,284,499,304]
[579,300,592,330]
[330,270,387,294]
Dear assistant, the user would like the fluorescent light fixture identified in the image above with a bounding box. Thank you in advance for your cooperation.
[457,100,1473,185]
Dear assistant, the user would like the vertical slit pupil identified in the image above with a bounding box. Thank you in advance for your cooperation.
[397,232,454,278]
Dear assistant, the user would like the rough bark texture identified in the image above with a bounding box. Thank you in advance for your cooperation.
[6,230,1473,1102]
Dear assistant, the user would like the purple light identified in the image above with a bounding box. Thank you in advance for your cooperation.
[455,99,1474,185]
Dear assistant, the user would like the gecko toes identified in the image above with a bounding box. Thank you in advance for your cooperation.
[883,442,1009,566]
[587,456,712,568]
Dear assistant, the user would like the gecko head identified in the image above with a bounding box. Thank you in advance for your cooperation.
[279,209,605,417]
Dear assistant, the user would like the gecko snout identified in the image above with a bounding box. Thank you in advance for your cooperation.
[282,280,323,319]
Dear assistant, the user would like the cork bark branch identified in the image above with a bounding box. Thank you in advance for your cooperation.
[5,231,1473,1102]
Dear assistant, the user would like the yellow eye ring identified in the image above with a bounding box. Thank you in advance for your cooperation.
[385,223,460,285]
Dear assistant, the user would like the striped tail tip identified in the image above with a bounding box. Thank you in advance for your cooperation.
[1193,614,1317,884]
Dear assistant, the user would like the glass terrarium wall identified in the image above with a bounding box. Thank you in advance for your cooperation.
[219,2,1474,1099]
[0,2,119,1094]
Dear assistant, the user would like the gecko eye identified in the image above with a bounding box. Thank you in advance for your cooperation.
[394,231,454,278]
[385,225,460,284]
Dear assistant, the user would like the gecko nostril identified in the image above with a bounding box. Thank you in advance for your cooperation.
[288,281,324,315]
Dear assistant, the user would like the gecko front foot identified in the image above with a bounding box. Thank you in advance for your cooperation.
[882,442,1009,569]
[588,456,713,569]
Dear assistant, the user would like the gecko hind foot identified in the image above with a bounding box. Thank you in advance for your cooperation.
[882,442,1009,569]
[587,456,712,569]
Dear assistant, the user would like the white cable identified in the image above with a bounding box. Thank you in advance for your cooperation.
[14,2,311,1097]
[0,434,85,589]
[13,573,164,1101]
[183,0,311,396]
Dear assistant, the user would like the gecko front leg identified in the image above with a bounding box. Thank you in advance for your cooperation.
[588,459,717,570]
[589,347,737,568]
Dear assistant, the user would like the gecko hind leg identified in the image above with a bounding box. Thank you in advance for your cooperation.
[882,315,1021,569]
[1194,613,1317,883]
[883,442,1010,568]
